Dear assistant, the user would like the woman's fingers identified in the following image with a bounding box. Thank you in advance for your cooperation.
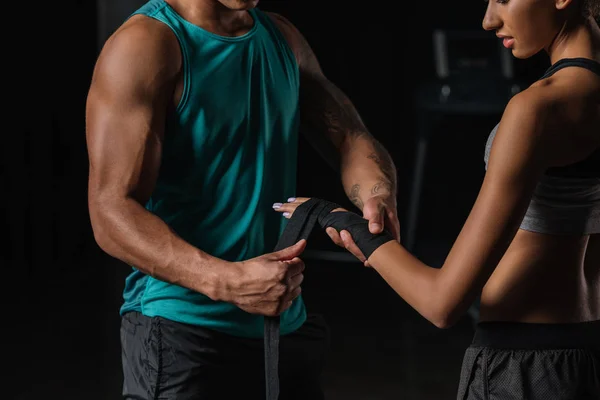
[272,197,310,218]
[272,197,346,220]
[326,227,345,247]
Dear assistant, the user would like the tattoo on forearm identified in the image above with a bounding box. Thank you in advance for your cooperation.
[367,139,396,193]
[371,180,392,196]
[300,75,367,150]
[300,73,396,191]
[271,12,397,197]
[349,184,363,209]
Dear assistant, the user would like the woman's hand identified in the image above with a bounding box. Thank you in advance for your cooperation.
[353,195,401,264]
[273,197,374,266]
[272,197,348,218]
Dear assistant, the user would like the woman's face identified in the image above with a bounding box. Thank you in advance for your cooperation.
[482,0,566,58]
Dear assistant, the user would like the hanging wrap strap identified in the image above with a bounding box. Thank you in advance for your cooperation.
[264,198,394,399]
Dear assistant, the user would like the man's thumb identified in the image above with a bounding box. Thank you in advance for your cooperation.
[364,202,384,234]
[274,239,307,260]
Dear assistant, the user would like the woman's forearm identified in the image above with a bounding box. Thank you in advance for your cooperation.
[368,242,457,328]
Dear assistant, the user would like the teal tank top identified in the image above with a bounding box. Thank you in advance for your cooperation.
[119,0,305,338]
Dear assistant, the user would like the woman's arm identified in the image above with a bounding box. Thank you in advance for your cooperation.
[369,90,558,327]
[277,88,569,327]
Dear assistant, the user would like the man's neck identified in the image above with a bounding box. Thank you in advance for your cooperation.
[165,0,255,37]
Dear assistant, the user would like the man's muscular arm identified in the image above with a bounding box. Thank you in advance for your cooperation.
[301,72,397,211]
[86,18,224,298]
[269,13,397,208]
[86,17,304,315]
[268,13,400,262]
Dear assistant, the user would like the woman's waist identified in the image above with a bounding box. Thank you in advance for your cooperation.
[480,230,595,322]
[480,271,597,323]
[478,295,600,325]
[469,319,600,350]
[490,228,589,278]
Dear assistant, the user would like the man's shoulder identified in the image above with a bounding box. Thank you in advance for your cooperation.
[112,15,177,49]
[91,15,181,93]
[262,10,290,25]
[261,11,299,40]
[98,15,181,74]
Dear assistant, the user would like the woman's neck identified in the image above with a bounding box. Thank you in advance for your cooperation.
[547,16,600,64]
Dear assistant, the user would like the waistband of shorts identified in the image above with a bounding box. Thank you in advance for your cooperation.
[471,320,600,350]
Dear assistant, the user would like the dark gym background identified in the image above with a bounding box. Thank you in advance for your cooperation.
[5,1,550,399]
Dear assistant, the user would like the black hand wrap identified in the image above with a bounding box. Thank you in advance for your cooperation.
[264,198,393,399]
[318,210,394,259]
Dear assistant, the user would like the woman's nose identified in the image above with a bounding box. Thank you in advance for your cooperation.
[482,4,501,31]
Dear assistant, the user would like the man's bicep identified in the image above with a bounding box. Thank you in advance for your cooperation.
[86,24,173,204]
[86,86,162,203]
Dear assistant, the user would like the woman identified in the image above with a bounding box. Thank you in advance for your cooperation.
[273,0,600,398]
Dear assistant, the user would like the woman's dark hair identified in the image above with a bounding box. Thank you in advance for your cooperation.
[581,0,600,20]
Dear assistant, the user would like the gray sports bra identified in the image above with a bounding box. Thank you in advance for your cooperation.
[484,58,600,235]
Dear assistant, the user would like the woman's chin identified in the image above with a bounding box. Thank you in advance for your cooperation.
[511,46,539,60]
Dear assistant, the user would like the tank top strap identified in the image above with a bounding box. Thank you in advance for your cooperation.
[540,57,600,80]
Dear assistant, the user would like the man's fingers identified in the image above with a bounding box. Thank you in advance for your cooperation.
[362,201,385,234]
[287,270,304,290]
[272,239,306,260]
[290,286,302,301]
[278,287,302,314]
[284,257,305,277]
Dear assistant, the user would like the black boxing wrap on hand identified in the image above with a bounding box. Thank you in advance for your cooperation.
[272,197,340,251]
[279,197,394,259]
[318,210,394,259]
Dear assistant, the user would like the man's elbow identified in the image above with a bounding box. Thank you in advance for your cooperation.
[88,196,120,254]
[90,209,112,253]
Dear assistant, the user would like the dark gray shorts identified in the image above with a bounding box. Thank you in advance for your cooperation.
[457,320,600,400]
[120,311,329,400]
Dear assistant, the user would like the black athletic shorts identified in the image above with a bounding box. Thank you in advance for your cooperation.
[457,320,600,400]
[120,311,329,400]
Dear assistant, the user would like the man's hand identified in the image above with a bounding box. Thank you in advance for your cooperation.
[220,240,307,316]
[273,196,400,267]
[326,195,400,267]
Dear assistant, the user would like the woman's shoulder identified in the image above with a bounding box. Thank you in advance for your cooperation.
[498,87,554,137]
[497,77,599,166]
[527,63,600,118]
